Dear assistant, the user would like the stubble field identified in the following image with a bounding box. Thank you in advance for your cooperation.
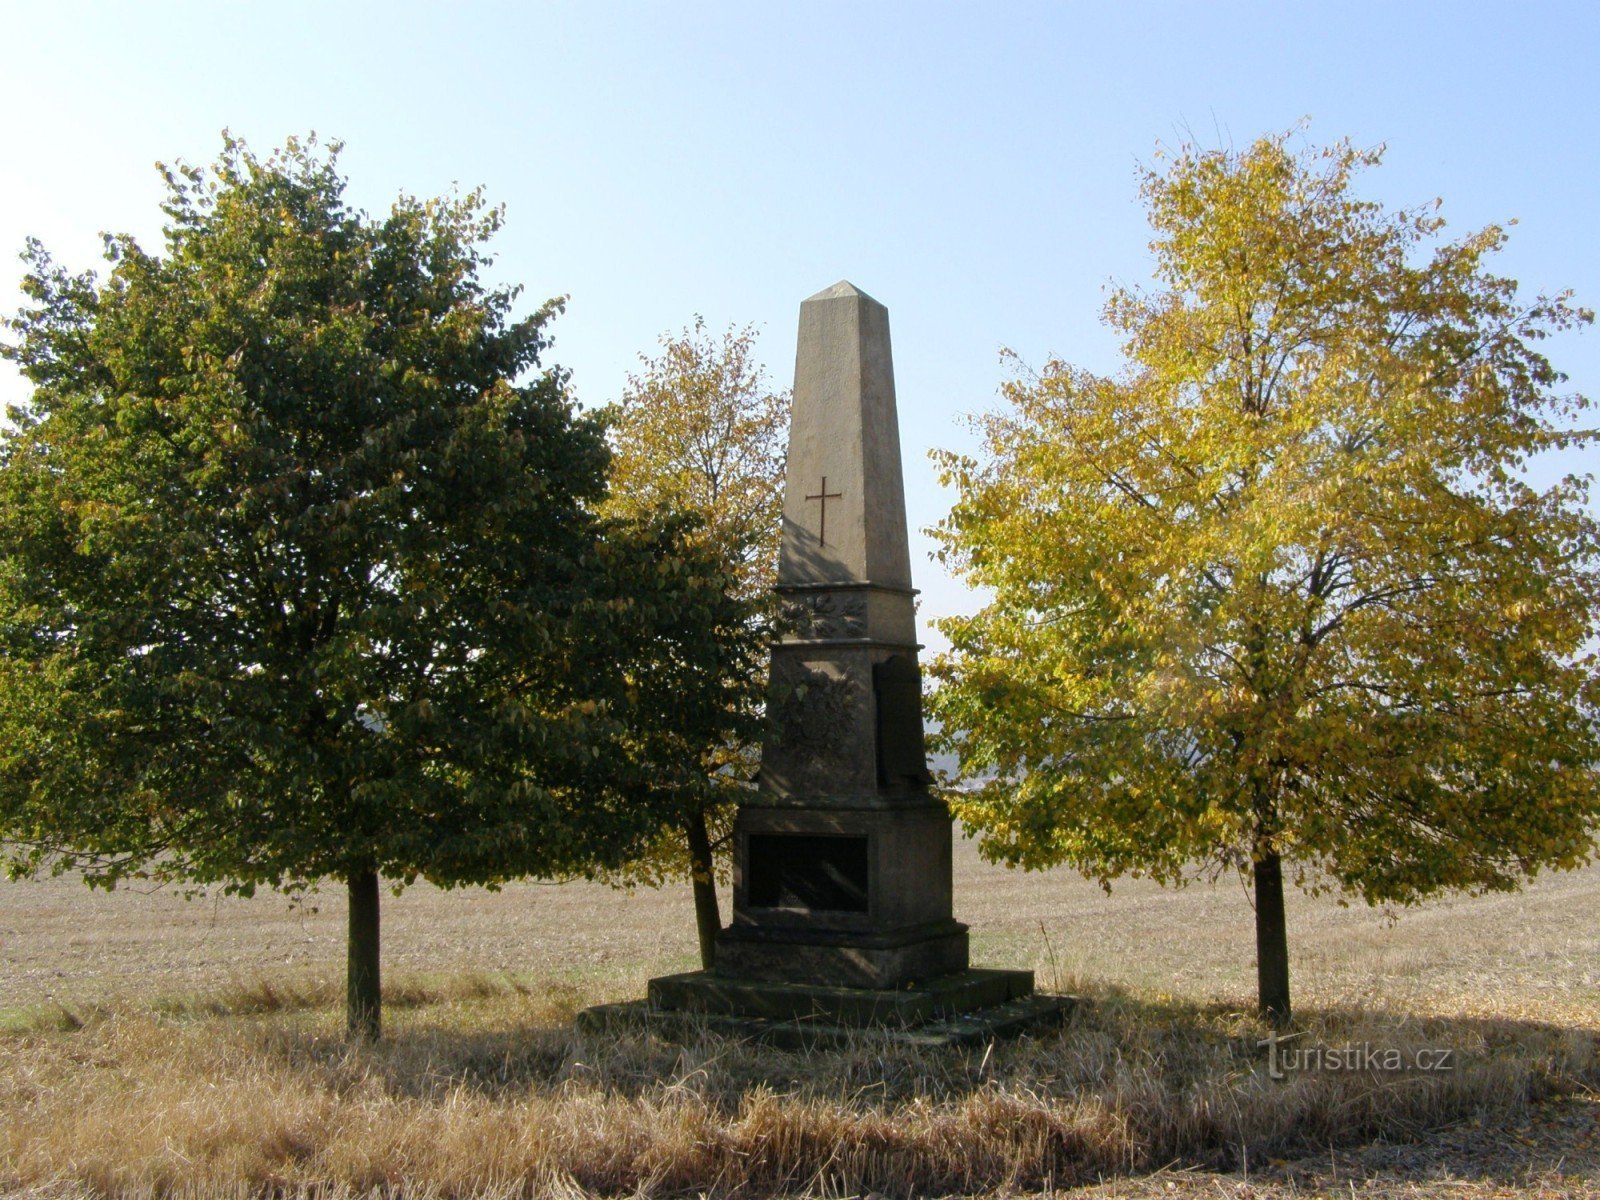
[2,836,1597,1198]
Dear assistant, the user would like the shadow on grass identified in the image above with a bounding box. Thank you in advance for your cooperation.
[5,975,1592,1197]
[226,976,1598,1195]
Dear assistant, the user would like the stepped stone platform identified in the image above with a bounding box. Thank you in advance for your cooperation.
[575,968,1079,1050]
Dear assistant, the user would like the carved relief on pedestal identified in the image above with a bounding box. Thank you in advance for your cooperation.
[772,656,858,757]
[781,590,868,641]
[765,653,870,795]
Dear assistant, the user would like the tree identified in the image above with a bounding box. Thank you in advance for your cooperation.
[0,135,706,1039]
[601,318,789,968]
[927,131,1600,1026]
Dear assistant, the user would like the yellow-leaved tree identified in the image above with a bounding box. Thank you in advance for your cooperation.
[602,318,789,968]
[928,131,1600,1025]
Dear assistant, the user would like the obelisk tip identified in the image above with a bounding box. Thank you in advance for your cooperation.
[804,279,880,305]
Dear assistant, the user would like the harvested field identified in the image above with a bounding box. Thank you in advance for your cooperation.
[5,836,1597,1024]
[1,838,1597,1198]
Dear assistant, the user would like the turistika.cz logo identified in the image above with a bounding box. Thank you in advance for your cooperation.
[1256,1031,1456,1080]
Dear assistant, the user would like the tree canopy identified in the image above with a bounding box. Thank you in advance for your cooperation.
[0,135,719,1037]
[927,131,1600,1024]
[605,318,788,601]
[599,318,788,967]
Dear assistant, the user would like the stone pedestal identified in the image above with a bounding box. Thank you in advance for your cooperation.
[716,801,967,987]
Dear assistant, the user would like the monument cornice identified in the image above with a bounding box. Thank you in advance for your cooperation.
[773,580,920,597]
[737,795,946,813]
[773,637,924,652]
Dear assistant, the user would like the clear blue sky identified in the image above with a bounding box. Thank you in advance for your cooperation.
[3,0,1596,643]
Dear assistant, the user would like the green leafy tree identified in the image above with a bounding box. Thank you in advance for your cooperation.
[601,318,788,968]
[928,131,1600,1025]
[0,135,708,1038]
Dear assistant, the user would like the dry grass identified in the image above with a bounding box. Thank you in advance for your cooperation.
[2,973,1594,1199]
[2,844,1598,1198]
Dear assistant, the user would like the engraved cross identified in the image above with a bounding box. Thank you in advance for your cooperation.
[804,476,843,546]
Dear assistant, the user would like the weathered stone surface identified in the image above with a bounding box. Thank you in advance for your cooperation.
[719,281,962,992]
[728,803,957,935]
[778,282,913,595]
[648,967,1034,1025]
[760,648,877,799]
[873,653,932,789]
[714,922,970,989]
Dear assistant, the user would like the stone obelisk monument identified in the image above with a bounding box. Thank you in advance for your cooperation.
[584,283,1064,1043]
[714,281,968,986]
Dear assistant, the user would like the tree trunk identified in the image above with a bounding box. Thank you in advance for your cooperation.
[347,868,381,1041]
[683,810,721,970]
[1253,850,1291,1027]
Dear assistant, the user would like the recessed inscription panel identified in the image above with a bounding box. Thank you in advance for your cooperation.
[746,834,869,913]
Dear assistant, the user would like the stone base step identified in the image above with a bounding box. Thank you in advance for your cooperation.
[575,991,1080,1050]
[647,966,1034,1027]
